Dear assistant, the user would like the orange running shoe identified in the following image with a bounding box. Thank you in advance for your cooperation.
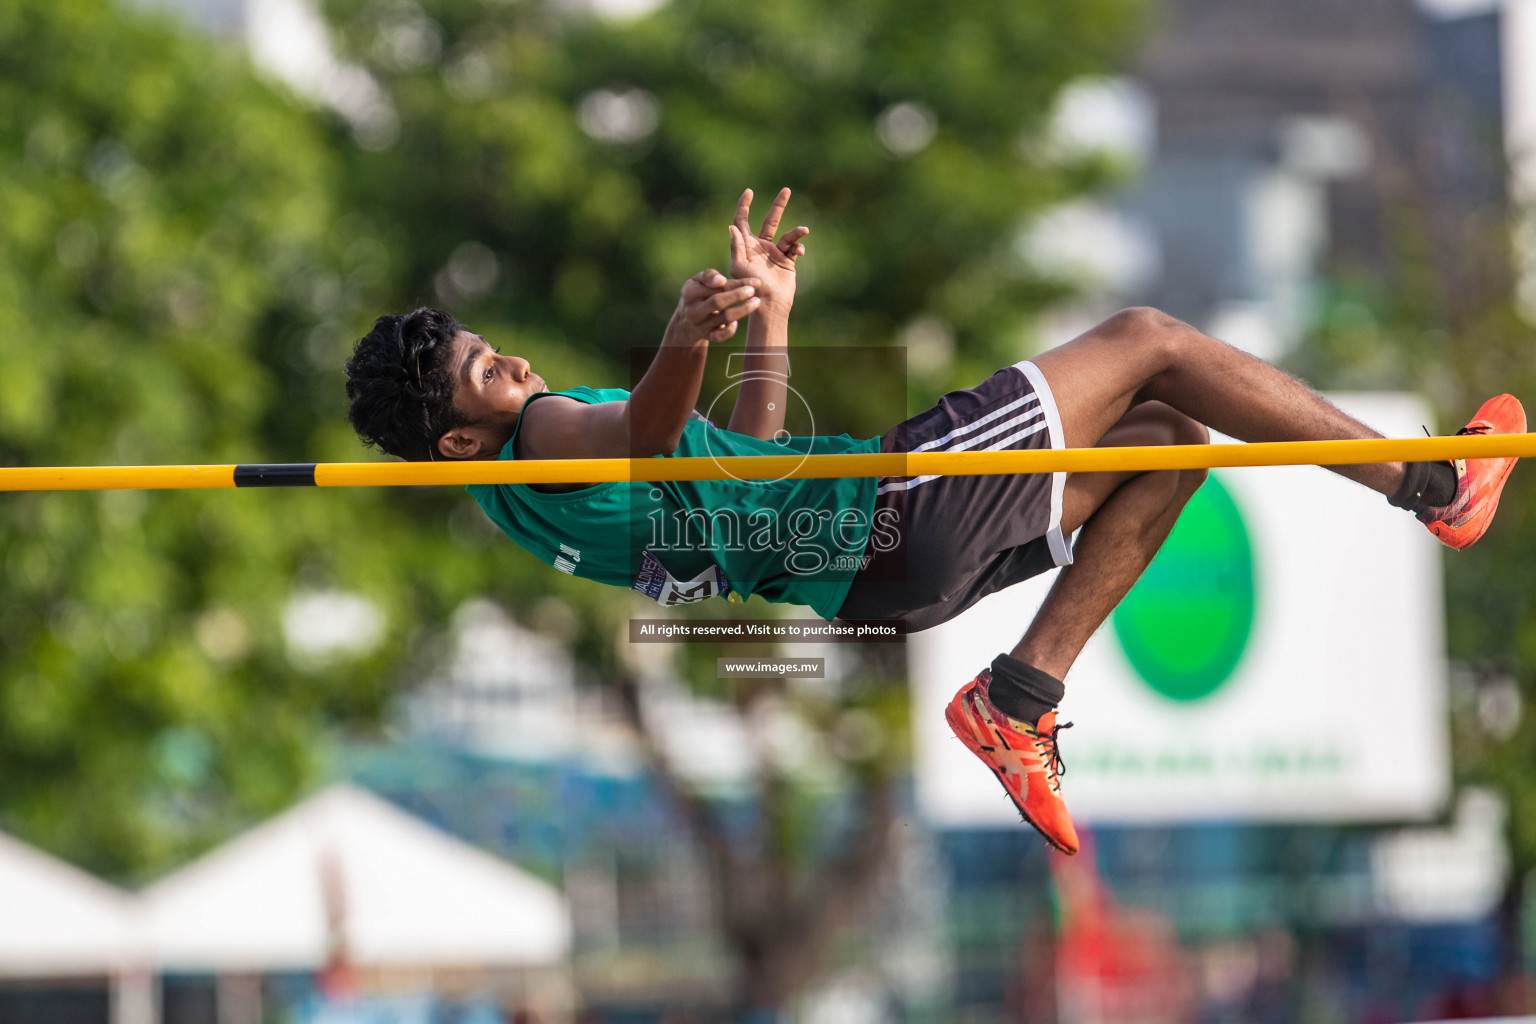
[946,671,1079,854]
[1418,394,1526,551]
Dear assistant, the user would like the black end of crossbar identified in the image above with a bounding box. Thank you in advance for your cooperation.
[233,464,318,487]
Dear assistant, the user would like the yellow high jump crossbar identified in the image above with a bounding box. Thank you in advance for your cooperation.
[0,434,1533,491]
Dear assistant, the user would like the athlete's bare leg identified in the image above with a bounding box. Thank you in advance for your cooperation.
[1030,307,1406,496]
[953,312,1441,853]
[999,307,1410,679]
[1010,401,1208,678]
[944,400,1209,854]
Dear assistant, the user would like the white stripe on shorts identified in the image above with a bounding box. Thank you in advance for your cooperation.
[1014,359,1072,566]
[907,393,1040,455]
[875,404,1047,495]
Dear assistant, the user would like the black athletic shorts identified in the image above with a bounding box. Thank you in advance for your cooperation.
[835,360,1073,632]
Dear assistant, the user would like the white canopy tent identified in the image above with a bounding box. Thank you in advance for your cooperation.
[139,784,571,972]
[0,829,135,977]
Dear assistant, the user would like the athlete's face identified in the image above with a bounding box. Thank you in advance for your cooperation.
[435,330,549,460]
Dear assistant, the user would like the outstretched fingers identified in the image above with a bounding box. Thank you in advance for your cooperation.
[758,187,791,240]
[734,189,755,237]
[778,224,809,260]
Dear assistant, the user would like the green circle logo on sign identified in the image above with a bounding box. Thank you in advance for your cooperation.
[1111,473,1255,702]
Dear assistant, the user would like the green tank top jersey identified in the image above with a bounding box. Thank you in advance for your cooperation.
[467,386,882,620]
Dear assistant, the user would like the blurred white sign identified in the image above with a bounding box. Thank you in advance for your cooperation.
[912,393,1449,825]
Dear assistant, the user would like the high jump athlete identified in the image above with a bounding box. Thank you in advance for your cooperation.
[344,188,1525,854]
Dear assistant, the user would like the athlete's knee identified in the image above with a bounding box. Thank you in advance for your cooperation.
[1056,307,1197,388]
[1095,307,1198,373]
[1102,306,1192,342]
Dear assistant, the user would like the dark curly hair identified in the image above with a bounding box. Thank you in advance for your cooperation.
[344,308,471,461]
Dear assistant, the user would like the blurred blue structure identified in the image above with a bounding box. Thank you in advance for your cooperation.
[333,739,1508,1023]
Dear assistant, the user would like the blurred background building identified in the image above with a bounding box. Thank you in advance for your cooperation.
[1029,0,1508,362]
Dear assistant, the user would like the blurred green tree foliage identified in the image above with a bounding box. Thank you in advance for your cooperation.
[318,0,1143,403]
[0,0,504,881]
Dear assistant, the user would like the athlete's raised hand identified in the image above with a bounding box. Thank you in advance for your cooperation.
[672,269,761,343]
[729,187,808,313]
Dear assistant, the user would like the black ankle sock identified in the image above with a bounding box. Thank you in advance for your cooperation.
[986,654,1064,726]
[1388,461,1457,513]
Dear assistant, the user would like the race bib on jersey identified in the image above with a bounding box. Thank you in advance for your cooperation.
[631,550,733,606]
